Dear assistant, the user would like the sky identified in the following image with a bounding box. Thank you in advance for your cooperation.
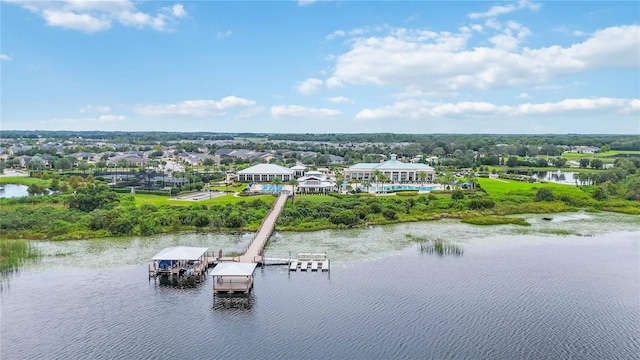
[1,0,639,134]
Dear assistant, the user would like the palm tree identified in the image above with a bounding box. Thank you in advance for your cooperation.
[287,178,299,200]
[362,181,372,193]
[465,172,477,190]
[418,171,427,185]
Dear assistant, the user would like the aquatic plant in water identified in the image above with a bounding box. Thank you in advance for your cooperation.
[0,239,39,271]
[405,234,463,256]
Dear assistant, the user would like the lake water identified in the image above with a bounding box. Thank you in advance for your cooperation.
[533,171,577,185]
[0,184,29,198]
[2,213,639,359]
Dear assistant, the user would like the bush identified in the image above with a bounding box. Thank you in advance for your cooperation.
[382,208,397,220]
[592,187,608,201]
[451,189,464,200]
[329,210,359,226]
[468,198,495,210]
[534,188,555,202]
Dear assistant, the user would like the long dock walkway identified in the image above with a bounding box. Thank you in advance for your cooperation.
[239,192,289,263]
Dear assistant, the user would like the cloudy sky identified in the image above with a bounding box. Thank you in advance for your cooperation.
[1,0,638,134]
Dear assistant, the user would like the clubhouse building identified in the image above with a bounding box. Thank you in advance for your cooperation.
[236,164,295,182]
[344,155,436,183]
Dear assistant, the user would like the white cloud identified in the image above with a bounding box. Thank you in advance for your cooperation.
[134,96,258,118]
[271,105,341,119]
[45,114,127,124]
[217,30,232,39]
[328,24,639,92]
[326,96,353,104]
[468,0,540,19]
[296,78,323,95]
[43,10,111,32]
[355,97,639,120]
[171,4,187,18]
[515,92,531,99]
[6,0,188,33]
[79,105,111,113]
[0,54,12,61]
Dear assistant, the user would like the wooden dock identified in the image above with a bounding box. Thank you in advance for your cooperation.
[239,191,289,263]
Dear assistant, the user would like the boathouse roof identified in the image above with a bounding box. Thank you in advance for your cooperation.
[209,262,257,277]
[151,246,208,261]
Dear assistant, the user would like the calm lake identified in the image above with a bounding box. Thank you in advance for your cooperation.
[2,212,639,359]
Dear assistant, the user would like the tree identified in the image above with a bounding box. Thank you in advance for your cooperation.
[551,157,567,168]
[534,188,555,202]
[465,173,477,190]
[536,158,549,168]
[67,183,120,212]
[600,144,610,153]
[506,156,518,167]
[591,159,604,170]
[418,171,427,184]
[362,181,372,193]
[202,158,215,166]
[579,158,590,168]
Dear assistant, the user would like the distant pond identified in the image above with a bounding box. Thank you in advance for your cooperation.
[533,171,578,185]
[0,184,29,198]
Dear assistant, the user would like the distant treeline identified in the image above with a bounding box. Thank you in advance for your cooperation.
[2,131,640,150]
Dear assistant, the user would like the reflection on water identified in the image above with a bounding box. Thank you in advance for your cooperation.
[0,184,29,198]
[533,171,577,184]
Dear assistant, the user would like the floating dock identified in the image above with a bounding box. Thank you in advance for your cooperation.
[288,253,330,272]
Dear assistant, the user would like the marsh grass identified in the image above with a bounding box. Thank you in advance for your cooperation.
[0,239,39,271]
[405,235,463,256]
[461,216,530,226]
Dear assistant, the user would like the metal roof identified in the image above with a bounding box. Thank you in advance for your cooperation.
[209,262,257,277]
[151,246,208,261]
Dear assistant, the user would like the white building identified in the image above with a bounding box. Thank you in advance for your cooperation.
[296,171,335,194]
[236,164,295,182]
[344,154,436,183]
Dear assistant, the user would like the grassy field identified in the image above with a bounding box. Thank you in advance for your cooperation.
[562,150,640,161]
[290,195,338,204]
[0,177,50,186]
[477,177,588,200]
[132,193,276,207]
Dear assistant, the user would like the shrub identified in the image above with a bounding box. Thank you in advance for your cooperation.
[329,210,359,226]
[382,208,397,220]
[451,189,464,200]
[468,198,495,210]
[534,188,555,202]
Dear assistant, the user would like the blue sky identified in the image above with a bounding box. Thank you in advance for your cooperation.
[1,1,638,134]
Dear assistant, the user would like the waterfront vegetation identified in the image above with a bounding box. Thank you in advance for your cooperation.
[0,239,39,271]
[1,169,639,243]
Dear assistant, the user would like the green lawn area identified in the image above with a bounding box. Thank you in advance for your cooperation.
[477,177,587,199]
[0,177,50,186]
[562,150,640,161]
[133,193,276,207]
[291,194,338,204]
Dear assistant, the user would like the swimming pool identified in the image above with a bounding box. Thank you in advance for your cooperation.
[358,185,439,192]
[261,184,283,192]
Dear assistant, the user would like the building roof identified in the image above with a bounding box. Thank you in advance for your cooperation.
[290,165,306,170]
[348,159,435,172]
[237,164,294,175]
[151,246,208,261]
[209,262,257,277]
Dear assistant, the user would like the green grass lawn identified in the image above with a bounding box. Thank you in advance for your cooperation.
[133,193,276,207]
[0,177,50,187]
[291,194,338,204]
[562,150,640,161]
[477,177,587,198]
